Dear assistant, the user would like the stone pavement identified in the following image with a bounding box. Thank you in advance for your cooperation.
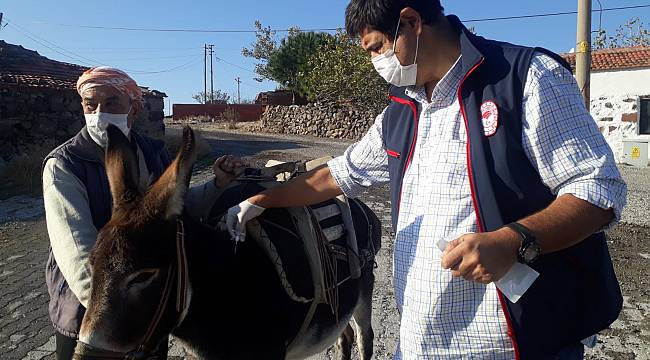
[0,219,56,360]
[0,217,198,359]
[0,187,397,360]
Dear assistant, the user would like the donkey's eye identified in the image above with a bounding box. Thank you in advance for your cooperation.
[126,269,159,289]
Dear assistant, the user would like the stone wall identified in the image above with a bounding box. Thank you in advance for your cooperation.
[0,87,166,163]
[590,94,646,162]
[0,87,84,161]
[260,103,377,140]
[135,95,166,139]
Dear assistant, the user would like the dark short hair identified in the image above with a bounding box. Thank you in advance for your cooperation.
[345,0,444,39]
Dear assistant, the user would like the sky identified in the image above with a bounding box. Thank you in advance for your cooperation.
[1,0,648,115]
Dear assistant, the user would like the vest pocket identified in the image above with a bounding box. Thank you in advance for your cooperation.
[385,149,401,159]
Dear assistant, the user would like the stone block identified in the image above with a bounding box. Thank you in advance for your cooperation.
[34,117,57,135]
[50,96,65,112]
[622,113,638,123]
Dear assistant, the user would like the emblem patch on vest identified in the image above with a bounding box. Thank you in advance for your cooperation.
[481,101,499,137]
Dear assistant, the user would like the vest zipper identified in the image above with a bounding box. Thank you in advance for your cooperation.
[457,57,521,360]
[389,95,420,213]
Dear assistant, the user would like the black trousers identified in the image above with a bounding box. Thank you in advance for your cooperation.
[55,332,76,360]
[55,331,169,359]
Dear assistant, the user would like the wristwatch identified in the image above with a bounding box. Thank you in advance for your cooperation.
[505,222,541,264]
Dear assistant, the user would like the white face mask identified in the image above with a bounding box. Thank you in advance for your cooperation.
[371,18,420,87]
[84,109,131,148]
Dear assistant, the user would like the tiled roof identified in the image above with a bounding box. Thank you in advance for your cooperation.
[0,40,88,90]
[562,46,650,72]
[0,40,166,97]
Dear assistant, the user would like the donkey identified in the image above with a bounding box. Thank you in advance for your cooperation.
[73,125,381,359]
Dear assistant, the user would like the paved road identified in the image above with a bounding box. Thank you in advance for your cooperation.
[0,127,648,359]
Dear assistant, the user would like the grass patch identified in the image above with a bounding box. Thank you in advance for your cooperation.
[0,129,213,199]
[0,141,56,198]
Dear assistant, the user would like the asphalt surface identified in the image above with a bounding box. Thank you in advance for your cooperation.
[0,125,648,359]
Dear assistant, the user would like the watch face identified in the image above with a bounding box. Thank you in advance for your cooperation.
[523,243,541,263]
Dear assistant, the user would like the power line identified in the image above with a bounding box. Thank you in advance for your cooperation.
[24,4,650,33]
[127,58,202,75]
[5,22,99,66]
[52,23,339,33]
[214,56,256,74]
[91,53,199,62]
[463,4,650,23]
[5,18,202,75]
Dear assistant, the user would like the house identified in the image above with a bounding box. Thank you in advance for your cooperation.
[0,40,167,161]
[255,90,307,106]
[562,46,650,165]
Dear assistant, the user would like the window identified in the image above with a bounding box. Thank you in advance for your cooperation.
[640,97,650,135]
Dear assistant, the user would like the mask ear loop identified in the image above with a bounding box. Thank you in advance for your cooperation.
[393,17,419,66]
[413,31,419,65]
[392,18,401,52]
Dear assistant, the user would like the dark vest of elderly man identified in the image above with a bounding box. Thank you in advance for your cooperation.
[42,67,239,359]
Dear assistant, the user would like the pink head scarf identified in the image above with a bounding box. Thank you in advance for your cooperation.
[76,66,143,105]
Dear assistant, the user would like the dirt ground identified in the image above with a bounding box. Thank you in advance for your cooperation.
[0,125,648,359]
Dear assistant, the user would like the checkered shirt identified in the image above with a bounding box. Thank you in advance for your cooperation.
[328,53,627,359]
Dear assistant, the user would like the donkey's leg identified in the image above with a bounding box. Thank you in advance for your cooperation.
[352,270,375,360]
[335,323,354,360]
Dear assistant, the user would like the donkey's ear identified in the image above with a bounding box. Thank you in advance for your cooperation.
[145,126,197,220]
[105,124,140,208]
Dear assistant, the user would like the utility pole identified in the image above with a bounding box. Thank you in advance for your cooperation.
[576,0,592,108]
[0,13,4,30]
[235,77,241,104]
[203,44,207,104]
[208,44,215,103]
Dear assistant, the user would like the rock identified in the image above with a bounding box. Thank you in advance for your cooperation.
[50,96,65,112]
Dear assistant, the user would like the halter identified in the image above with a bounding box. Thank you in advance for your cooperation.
[76,219,190,359]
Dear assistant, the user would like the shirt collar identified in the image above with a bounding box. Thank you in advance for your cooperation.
[405,55,463,107]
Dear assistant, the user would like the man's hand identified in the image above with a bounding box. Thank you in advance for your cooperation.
[213,155,245,188]
[440,228,521,284]
[225,200,266,242]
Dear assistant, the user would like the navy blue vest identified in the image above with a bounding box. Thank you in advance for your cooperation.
[383,15,622,359]
[43,127,171,337]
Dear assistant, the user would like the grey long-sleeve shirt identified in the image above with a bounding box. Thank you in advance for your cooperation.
[43,144,221,307]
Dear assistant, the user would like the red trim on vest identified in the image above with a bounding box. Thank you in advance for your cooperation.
[389,95,419,212]
[458,58,522,360]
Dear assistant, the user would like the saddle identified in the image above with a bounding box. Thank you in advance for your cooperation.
[207,158,378,345]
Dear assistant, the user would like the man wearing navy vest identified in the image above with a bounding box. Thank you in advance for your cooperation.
[225,1,627,359]
[43,67,242,359]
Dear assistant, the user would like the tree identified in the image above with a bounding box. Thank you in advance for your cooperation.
[593,17,650,49]
[241,21,278,80]
[192,90,230,104]
[298,31,388,113]
[241,21,302,80]
[267,32,333,96]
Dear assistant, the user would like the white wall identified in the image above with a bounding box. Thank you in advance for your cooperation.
[586,68,650,164]
[590,95,639,162]
[590,68,650,99]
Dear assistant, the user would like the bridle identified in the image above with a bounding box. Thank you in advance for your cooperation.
[75,219,190,359]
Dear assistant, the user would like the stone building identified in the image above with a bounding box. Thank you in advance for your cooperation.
[563,46,650,164]
[0,40,167,162]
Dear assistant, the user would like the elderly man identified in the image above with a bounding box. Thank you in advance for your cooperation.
[43,67,240,359]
